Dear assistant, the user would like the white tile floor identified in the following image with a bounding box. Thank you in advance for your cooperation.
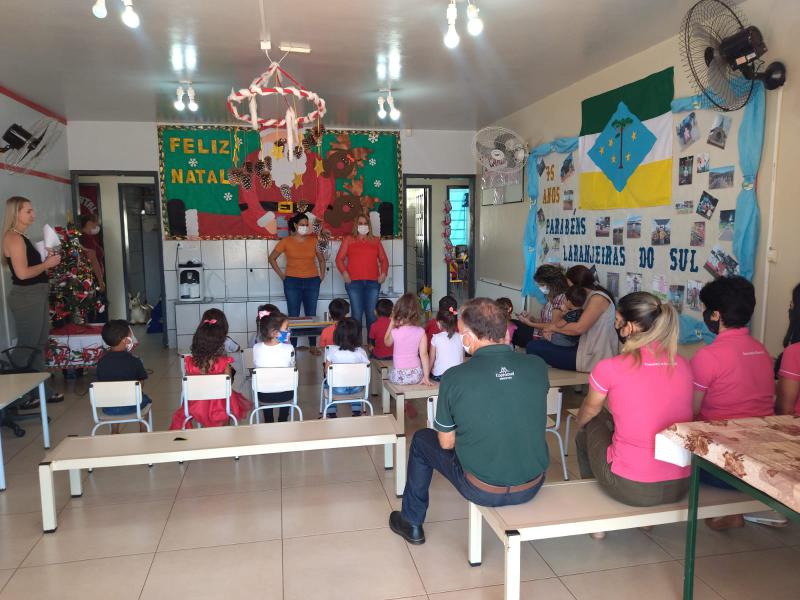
[1,327,799,599]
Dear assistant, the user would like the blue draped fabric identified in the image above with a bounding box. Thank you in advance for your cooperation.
[733,81,765,281]
[522,137,579,299]
[678,314,717,345]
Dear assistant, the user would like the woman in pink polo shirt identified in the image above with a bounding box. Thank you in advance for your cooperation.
[575,292,693,520]
[777,342,800,415]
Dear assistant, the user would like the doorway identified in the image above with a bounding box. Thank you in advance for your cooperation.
[404,185,431,295]
[119,183,162,311]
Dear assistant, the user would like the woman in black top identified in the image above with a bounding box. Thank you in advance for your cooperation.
[2,196,62,402]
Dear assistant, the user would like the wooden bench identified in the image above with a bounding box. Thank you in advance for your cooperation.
[370,359,392,397]
[468,479,766,600]
[381,379,439,473]
[38,415,405,532]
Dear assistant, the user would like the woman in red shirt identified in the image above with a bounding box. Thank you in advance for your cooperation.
[335,215,389,333]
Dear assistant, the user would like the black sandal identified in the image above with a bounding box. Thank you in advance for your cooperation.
[46,393,65,403]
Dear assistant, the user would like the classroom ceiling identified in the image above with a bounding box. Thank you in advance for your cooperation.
[0,0,710,130]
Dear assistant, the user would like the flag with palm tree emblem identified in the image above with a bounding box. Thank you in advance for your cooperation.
[579,67,674,209]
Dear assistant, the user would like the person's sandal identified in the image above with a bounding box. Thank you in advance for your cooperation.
[705,514,745,530]
[47,393,65,403]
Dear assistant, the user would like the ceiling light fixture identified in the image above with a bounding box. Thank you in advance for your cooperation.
[91,0,107,18]
[386,93,401,121]
[444,0,460,49]
[121,0,140,28]
[466,1,484,36]
[388,48,401,80]
[278,42,311,54]
[184,46,197,70]
[377,96,387,119]
[173,86,186,111]
[186,86,198,112]
[170,46,183,71]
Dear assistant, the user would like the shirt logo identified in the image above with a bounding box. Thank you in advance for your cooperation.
[496,366,515,381]
[742,350,765,357]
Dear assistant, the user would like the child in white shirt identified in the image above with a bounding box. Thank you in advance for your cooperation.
[324,317,369,417]
[429,304,464,381]
[252,309,295,422]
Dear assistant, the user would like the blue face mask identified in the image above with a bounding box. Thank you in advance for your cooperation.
[277,330,291,343]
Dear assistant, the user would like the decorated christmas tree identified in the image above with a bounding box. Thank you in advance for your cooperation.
[49,226,104,325]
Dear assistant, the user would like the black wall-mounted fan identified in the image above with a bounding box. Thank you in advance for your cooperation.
[0,118,64,174]
[680,0,786,112]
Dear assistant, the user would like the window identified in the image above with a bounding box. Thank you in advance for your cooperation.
[448,187,469,247]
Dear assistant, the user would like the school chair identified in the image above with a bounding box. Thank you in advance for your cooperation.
[250,366,302,423]
[179,374,237,429]
[88,380,153,436]
[546,388,569,480]
[319,362,374,418]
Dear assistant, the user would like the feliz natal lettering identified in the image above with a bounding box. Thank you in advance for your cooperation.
[168,137,231,155]
[170,169,231,185]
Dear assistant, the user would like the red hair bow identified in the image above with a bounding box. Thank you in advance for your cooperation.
[203,319,217,325]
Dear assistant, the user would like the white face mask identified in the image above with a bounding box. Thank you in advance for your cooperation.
[357,224,370,236]
[125,333,137,352]
[538,285,549,295]
[88,226,100,235]
[461,332,472,355]
[296,225,309,236]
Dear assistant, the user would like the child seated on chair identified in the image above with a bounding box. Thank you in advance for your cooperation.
[251,303,280,346]
[169,315,250,429]
[319,298,350,349]
[201,307,241,354]
[496,297,517,346]
[253,309,295,423]
[96,319,151,434]
[324,317,370,418]
[424,295,457,347]
[549,286,587,347]
[429,304,464,382]
[368,298,394,360]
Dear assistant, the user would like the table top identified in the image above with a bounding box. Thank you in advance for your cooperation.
[547,367,589,388]
[0,372,50,409]
[384,380,440,399]
[288,317,333,328]
[659,415,800,513]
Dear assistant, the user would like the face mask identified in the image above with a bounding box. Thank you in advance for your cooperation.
[357,224,370,236]
[277,330,291,343]
[89,226,100,235]
[538,285,549,295]
[703,309,720,335]
[615,327,627,345]
[461,332,472,355]
[296,225,309,236]
[125,334,136,352]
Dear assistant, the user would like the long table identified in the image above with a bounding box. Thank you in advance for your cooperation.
[0,372,51,490]
[656,416,800,599]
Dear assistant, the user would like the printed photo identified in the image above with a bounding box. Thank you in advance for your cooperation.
[676,111,701,149]
[537,207,545,225]
[690,221,706,247]
[552,237,561,250]
[542,239,550,256]
[651,218,671,246]
[719,209,735,241]
[696,153,710,173]
[675,200,694,214]
[705,245,739,278]
[707,114,732,149]
[563,189,574,211]
[595,216,610,238]
[669,285,686,314]
[560,154,575,182]
[651,275,668,301]
[686,280,702,311]
[607,272,620,300]
[679,156,694,185]
[536,158,546,177]
[612,221,624,246]
[625,272,643,294]
[696,191,719,220]
[626,215,642,239]
[709,165,735,190]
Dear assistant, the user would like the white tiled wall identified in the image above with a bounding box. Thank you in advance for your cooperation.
[164,238,404,348]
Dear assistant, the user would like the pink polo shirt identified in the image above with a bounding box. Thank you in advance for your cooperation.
[391,324,424,369]
[778,342,800,414]
[691,327,775,421]
[589,346,693,482]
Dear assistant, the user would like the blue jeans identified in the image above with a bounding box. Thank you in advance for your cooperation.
[101,393,153,416]
[346,279,380,333]
[325,385,365,415]
[401,428,545,526]
[284,276,321,346]
[526,339,578,370]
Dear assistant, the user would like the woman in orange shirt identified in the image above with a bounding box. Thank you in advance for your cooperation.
[335,214,389,333]
[269,213,326,351]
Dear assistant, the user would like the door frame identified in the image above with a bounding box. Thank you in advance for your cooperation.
[403,183,432,294]
[118,182,159,320]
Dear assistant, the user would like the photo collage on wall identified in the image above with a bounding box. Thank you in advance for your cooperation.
[536,102,743,314]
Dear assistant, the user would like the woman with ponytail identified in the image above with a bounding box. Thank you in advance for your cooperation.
[574,292,693,518]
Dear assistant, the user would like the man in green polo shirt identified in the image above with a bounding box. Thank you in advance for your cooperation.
[390,297,550,544]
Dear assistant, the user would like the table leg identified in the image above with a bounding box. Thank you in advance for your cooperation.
[504,532,521,600]
[39,382,50,449]
[39,462,57,532]
[69,469,82,497]
[394,434,406,497]
[382,382,390,415]
[395,392,405,434]
[468,502,483,566]
[683,457,701,600]
[383,442,394,470]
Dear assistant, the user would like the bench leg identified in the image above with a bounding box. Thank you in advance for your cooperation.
[69,469,82,497]
[683,458,701,600]
[394,435,406,497]
[468,502,483,566]
[39,463,57,532]
[382,384,390,415]
[383,443,394,470]
[504,532,522,600]
[39,382,50,449]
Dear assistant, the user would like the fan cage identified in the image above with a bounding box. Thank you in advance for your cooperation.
[472,126,528,175]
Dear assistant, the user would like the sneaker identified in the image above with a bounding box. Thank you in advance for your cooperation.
[589,531,606,540]
[351,411,361,417]
[389,511,425,544]
[743,510,789,527]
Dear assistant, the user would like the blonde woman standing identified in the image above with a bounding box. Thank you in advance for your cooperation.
[2,197,62,402]
[335,214,389,333]
[575,292,692,512]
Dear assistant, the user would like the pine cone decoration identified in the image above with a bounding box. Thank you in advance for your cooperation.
[244,161,254,174]
[255,159,266,174]
[293,145,304,159]
[241,173,253,190]
[279,184,292,200]
[228,169,242,185]
[258,172,272,189]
